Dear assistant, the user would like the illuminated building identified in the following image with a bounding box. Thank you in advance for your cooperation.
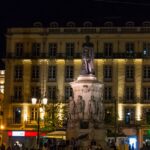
[0,60,5,144]
[4,21,150,148]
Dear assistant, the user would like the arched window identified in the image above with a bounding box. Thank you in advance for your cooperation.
[142,21,150,27]
[125,21,135,27]
[104,22,113,27]
[83,21,93,27]
[33,22,43,27]
[49,22,59,28]
[66,21,76,27]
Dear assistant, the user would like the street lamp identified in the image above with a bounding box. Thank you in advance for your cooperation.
[31,97,48,149]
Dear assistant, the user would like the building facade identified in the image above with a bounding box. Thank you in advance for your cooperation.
[4,21,150,148]
[0,60,5,145]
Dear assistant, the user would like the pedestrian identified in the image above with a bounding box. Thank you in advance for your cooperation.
[1,143,5,150]
[96,144,103,150]
[6,146,11,150]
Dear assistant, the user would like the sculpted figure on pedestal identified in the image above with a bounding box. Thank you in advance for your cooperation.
[68,96,76,120]
[88,96,97,120]
[76,95,85,119]
[97,98,104,122]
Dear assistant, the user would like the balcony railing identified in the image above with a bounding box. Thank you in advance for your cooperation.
[6,52,149,59]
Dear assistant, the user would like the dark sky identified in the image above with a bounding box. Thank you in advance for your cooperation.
[0,0,150,58]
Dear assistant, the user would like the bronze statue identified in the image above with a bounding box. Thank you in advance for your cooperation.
[81,36,95,75]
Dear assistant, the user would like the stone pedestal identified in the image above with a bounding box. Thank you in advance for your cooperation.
[67,74,107,147]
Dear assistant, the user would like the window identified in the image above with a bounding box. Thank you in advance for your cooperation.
[65,66,74,81]
[125,42,134,57]
[143,65,150,80]
[48,43,57,57]
[125,87,134,101]
[31,86,41,98]
[143,42,150,57]
[83,21,93,27]
[14,65,23,81]
[14,86,22,99]
[48,86,57,101]
[31,108,38,121]
[143,108,150,124]
[103,65,112,81]
[31,65,40,81]
[66,22,76,27]
[32,43,41,57]
[143,87,150,100]
[124,108,135,125]
[48,66,57,81]
[104,108,113,124]
[125,65,134,81]
[104,87,112,101]
[103,43,113,57]
[13,107,22,124]
[15,43,24,57]
[66,43,74,58]
[65,86,73,100]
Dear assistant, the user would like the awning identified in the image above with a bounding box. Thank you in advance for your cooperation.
[44,131,66,140]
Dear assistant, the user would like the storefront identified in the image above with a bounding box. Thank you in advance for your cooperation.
[8,131,46,148]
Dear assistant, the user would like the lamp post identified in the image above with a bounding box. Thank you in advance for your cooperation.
[31,97,48,149]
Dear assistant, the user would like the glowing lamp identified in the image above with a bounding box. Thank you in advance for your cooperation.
[42,97,48,105]
[31,98,37,105]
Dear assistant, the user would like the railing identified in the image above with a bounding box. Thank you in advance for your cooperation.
[7,27,150,34]
[6,52,149,59]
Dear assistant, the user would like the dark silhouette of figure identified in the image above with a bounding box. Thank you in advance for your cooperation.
[81,36,95,75]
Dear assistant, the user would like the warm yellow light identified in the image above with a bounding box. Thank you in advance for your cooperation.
[58,103,63,121]
[57,60,65,64]
[23,59,31,63]
[39,59,49,64]
[23,106,28,121]
[0,125,4,130]
[24,113,27,122]
[40,107,45,120]
[136,103,141,121]
[0,70,5,75]
[118,103,123,121]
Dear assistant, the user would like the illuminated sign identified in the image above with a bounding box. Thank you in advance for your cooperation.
[12,131,25,137]
[8,131,46,137]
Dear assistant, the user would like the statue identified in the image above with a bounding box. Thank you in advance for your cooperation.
[96,98,104,122]
[76,95,85,119]
[88,96,97,120]
[81,36,95,75]
[68,96,76,120]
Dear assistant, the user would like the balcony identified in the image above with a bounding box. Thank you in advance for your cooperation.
[6,52,149,59]
[10,96,24,103]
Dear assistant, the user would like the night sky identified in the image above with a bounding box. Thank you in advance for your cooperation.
[0,0,150,58]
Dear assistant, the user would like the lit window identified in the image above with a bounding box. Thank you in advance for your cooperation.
[103,65,112,81]
[32,43,41,57]
[103,43,113,57]
[31,65,40,81]
[15,43,24,57]
[48,86,57,101]
[66,43,74,58]
[125,65,134,81]
[65,66,74,81]
[48,66,57,81]
[124,108,135,124]
[65,86,73,100]
[48,43,57,57]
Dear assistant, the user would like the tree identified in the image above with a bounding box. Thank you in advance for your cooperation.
[41,101,67,131]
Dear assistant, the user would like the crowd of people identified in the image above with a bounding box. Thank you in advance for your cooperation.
[0,138,104,150]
